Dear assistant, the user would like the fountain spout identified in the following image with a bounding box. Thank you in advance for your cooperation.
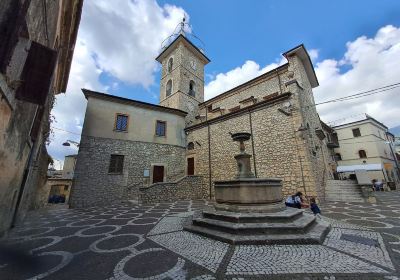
[231,132,255,178]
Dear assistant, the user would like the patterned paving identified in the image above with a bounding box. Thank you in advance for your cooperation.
[0,192,399,279]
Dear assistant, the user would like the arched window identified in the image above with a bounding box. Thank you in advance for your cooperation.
[335,153,342,161]
[189,80,195,97]
[168,57,173,73]
[187,142,194,150]
[166,80,172,97]
[358,150,367,158]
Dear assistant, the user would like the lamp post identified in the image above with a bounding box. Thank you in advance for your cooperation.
[62,140,80,147]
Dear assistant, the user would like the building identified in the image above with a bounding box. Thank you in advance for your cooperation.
[320,121,340,180]
[332,114,400,186]
[0,0,83,236]
[70,31,330,207]
[39,155,77,206]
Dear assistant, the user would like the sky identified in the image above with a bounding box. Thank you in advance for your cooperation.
[48,0,400,169]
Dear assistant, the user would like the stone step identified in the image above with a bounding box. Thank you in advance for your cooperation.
[325,191,363,195]
[325,196,365,202]
[202,208,303,223]
[184,219,331,245]
[192,214,316,235]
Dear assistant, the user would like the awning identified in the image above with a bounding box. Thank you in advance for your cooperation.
[337,164,383,173]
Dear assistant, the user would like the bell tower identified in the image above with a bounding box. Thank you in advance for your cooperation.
[156,19,210,125]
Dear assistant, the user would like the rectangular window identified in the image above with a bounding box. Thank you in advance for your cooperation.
[115,114,129,131]
[155,120,166,136]
[352,128,361,137]
[108,155,124,173]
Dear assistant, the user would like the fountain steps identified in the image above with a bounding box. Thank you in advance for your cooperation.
[184,132,331,245]
[184,218,330,245]
[191,214,316,235]
[202,208,303,223]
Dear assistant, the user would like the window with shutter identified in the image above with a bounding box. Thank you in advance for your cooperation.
[115,114,129,131]
[155,120,166,137]
[108,155,124,173]
[15,41,58,105]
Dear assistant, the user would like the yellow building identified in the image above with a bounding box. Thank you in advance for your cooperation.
[39,155,77,207]
[333,114,400,187]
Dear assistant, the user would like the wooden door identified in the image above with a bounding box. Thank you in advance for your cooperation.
[153,166,164,183]
[187,158,194,175]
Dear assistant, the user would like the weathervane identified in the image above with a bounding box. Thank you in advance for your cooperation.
[160,15,206,53]
[179,17,186,35]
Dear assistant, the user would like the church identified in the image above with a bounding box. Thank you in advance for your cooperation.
[70,30,333,207]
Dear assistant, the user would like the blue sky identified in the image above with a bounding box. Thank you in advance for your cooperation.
[100,0,400,104]
[48,0,400,168]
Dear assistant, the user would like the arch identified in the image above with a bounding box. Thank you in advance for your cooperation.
[189,80,195,97]
[166,80,172,97]
[168,57,173,73]
[358,149,367,158]
[187,142,194,150]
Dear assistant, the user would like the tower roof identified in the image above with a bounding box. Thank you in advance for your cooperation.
[155,34,210,64]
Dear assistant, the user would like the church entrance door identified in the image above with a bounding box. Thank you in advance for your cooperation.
[187,157,194,175]
[153,166,164,183]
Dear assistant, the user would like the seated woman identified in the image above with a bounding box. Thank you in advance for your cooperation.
[285,191,308,209]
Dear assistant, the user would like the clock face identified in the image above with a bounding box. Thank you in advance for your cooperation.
[190,60,197,70]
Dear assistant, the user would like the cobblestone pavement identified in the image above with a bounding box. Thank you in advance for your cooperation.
[0,192,399,280]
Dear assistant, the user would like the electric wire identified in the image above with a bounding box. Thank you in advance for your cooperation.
[315,82,400,106]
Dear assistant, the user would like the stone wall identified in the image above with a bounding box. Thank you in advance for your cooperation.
[187,94,310,200]
[286,55,328,201]
[0,0,82,236]
[185,52,330,203]
[139,175,205,203]
[70,136,186,208]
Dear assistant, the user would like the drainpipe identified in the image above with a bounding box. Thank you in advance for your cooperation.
[207,123,212,200]
[248,110,257,177]
[276,69,283,94]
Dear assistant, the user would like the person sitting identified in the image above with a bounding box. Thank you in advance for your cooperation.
[285,191,308,209]
[309,197,321,215]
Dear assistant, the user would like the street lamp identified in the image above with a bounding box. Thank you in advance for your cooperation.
[62,140,80,147]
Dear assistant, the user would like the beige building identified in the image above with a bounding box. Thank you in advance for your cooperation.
[0,0,83,235]
[37,155,77,206]
[333,114,400,186]
[71,32,331,207]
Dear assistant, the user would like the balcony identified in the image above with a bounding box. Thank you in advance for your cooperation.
[327,133,339,148]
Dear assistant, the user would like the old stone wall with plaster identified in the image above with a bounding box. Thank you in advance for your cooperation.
[70,136,186,208]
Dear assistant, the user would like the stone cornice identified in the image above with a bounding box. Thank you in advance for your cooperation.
[185,92,292,131]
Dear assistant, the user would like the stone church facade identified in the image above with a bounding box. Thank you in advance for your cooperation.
[70,34,328,207]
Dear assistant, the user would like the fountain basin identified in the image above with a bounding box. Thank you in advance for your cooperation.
[214,178,283,212]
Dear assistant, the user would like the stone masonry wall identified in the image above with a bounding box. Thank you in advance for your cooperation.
[286,55,328,201]
[70,136,186,208]
[139,175,205,203]
[187,96,312,200]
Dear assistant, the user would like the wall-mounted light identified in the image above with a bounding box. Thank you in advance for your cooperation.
[297,124,308,132]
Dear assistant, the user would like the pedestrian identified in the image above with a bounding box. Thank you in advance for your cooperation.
[309,197,321,215]
[285,191,308,209]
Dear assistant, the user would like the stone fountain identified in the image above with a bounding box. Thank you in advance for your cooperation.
[184,132,330,244]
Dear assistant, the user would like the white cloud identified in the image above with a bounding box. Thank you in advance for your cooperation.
[80,0,187,88]
[204,58,286,100]
[314,25,400,128]
[47,0,188,164]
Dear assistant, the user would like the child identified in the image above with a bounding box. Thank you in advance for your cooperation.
[309,197,321,215]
